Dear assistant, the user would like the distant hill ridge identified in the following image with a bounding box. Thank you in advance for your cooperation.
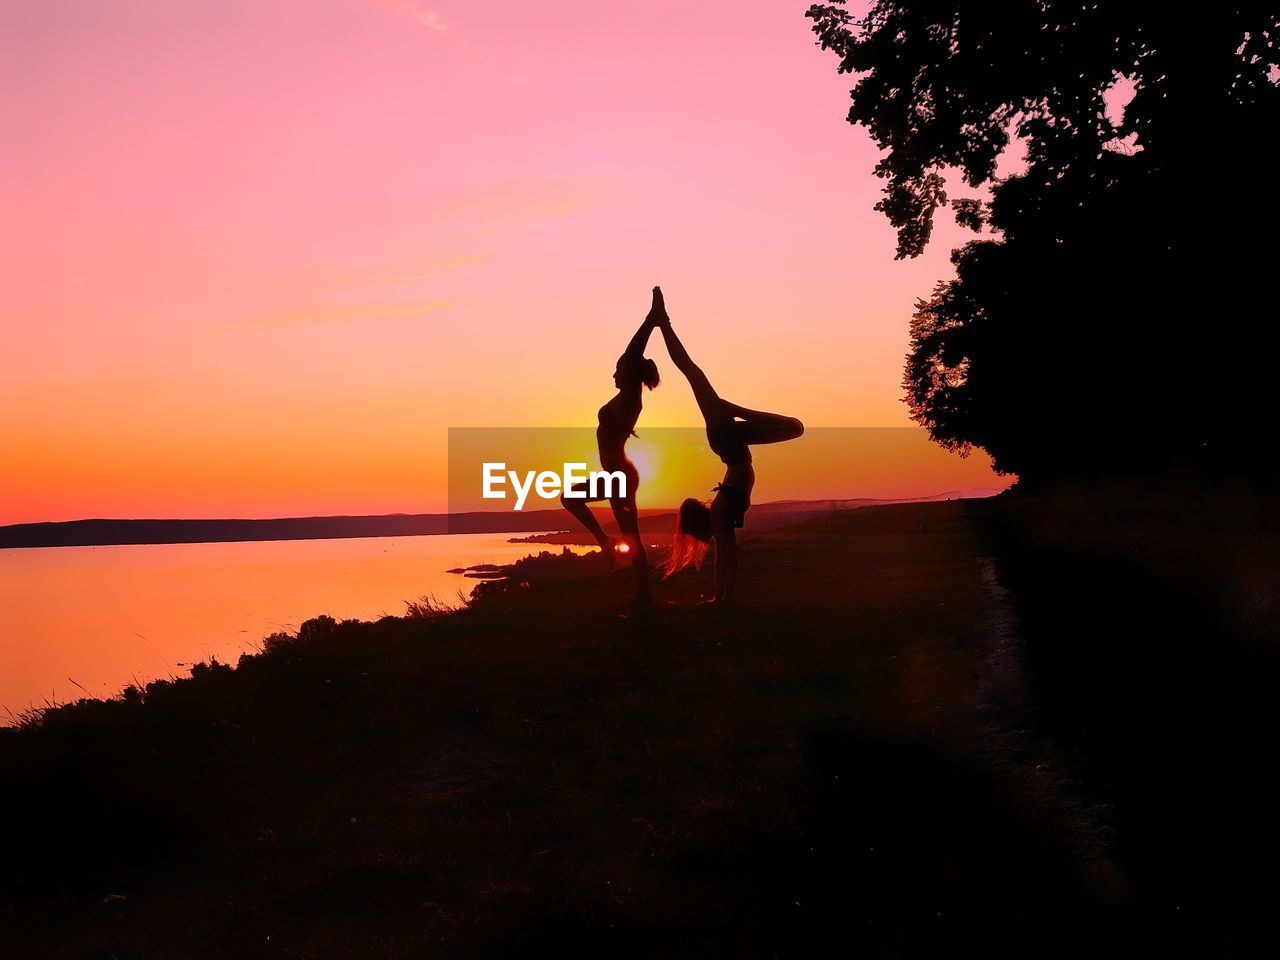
[0,511,562,549]
[0,491,1001,549]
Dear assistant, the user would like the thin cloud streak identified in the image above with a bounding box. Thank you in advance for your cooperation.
[367,0,532,86]
[371,0,448,33]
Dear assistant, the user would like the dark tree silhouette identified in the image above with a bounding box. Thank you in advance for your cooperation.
[809,1,1280,484]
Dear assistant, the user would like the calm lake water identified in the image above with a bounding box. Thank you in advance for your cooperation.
[0,533,586,721]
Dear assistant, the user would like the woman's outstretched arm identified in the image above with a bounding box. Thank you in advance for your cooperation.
[620,288,665,362]
[621,316,657,362]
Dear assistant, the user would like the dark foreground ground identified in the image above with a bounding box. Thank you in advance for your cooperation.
[2,496,1277,958]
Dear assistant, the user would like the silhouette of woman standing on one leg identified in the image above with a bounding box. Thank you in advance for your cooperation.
[652,288,804,604]
[559,290,664,609]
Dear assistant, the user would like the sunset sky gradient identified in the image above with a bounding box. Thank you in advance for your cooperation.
[2,0,1003,524]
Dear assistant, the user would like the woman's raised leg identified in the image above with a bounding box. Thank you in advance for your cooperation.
[731,407,805,446]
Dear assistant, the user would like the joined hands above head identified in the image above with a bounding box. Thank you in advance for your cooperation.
[646,285,670,329]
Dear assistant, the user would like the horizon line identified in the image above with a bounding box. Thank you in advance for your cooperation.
[1,490,1006,531]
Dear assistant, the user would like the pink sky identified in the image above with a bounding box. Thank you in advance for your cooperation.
[1,1,997,524]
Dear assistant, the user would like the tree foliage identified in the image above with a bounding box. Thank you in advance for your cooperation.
[809,1,1280,483]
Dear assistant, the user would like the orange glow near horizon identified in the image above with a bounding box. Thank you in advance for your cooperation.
[447,428,1004,516]
[2,1,1005,525]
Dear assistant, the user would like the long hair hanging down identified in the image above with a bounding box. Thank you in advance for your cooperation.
[663,498,713,576]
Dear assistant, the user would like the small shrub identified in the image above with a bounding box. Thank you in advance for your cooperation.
[404,595,455,622]
[297,615,339,645]
[189,658,233,680]
[261,632,295,655]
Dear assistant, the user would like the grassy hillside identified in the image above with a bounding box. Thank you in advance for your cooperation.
[2,498,1274,957]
